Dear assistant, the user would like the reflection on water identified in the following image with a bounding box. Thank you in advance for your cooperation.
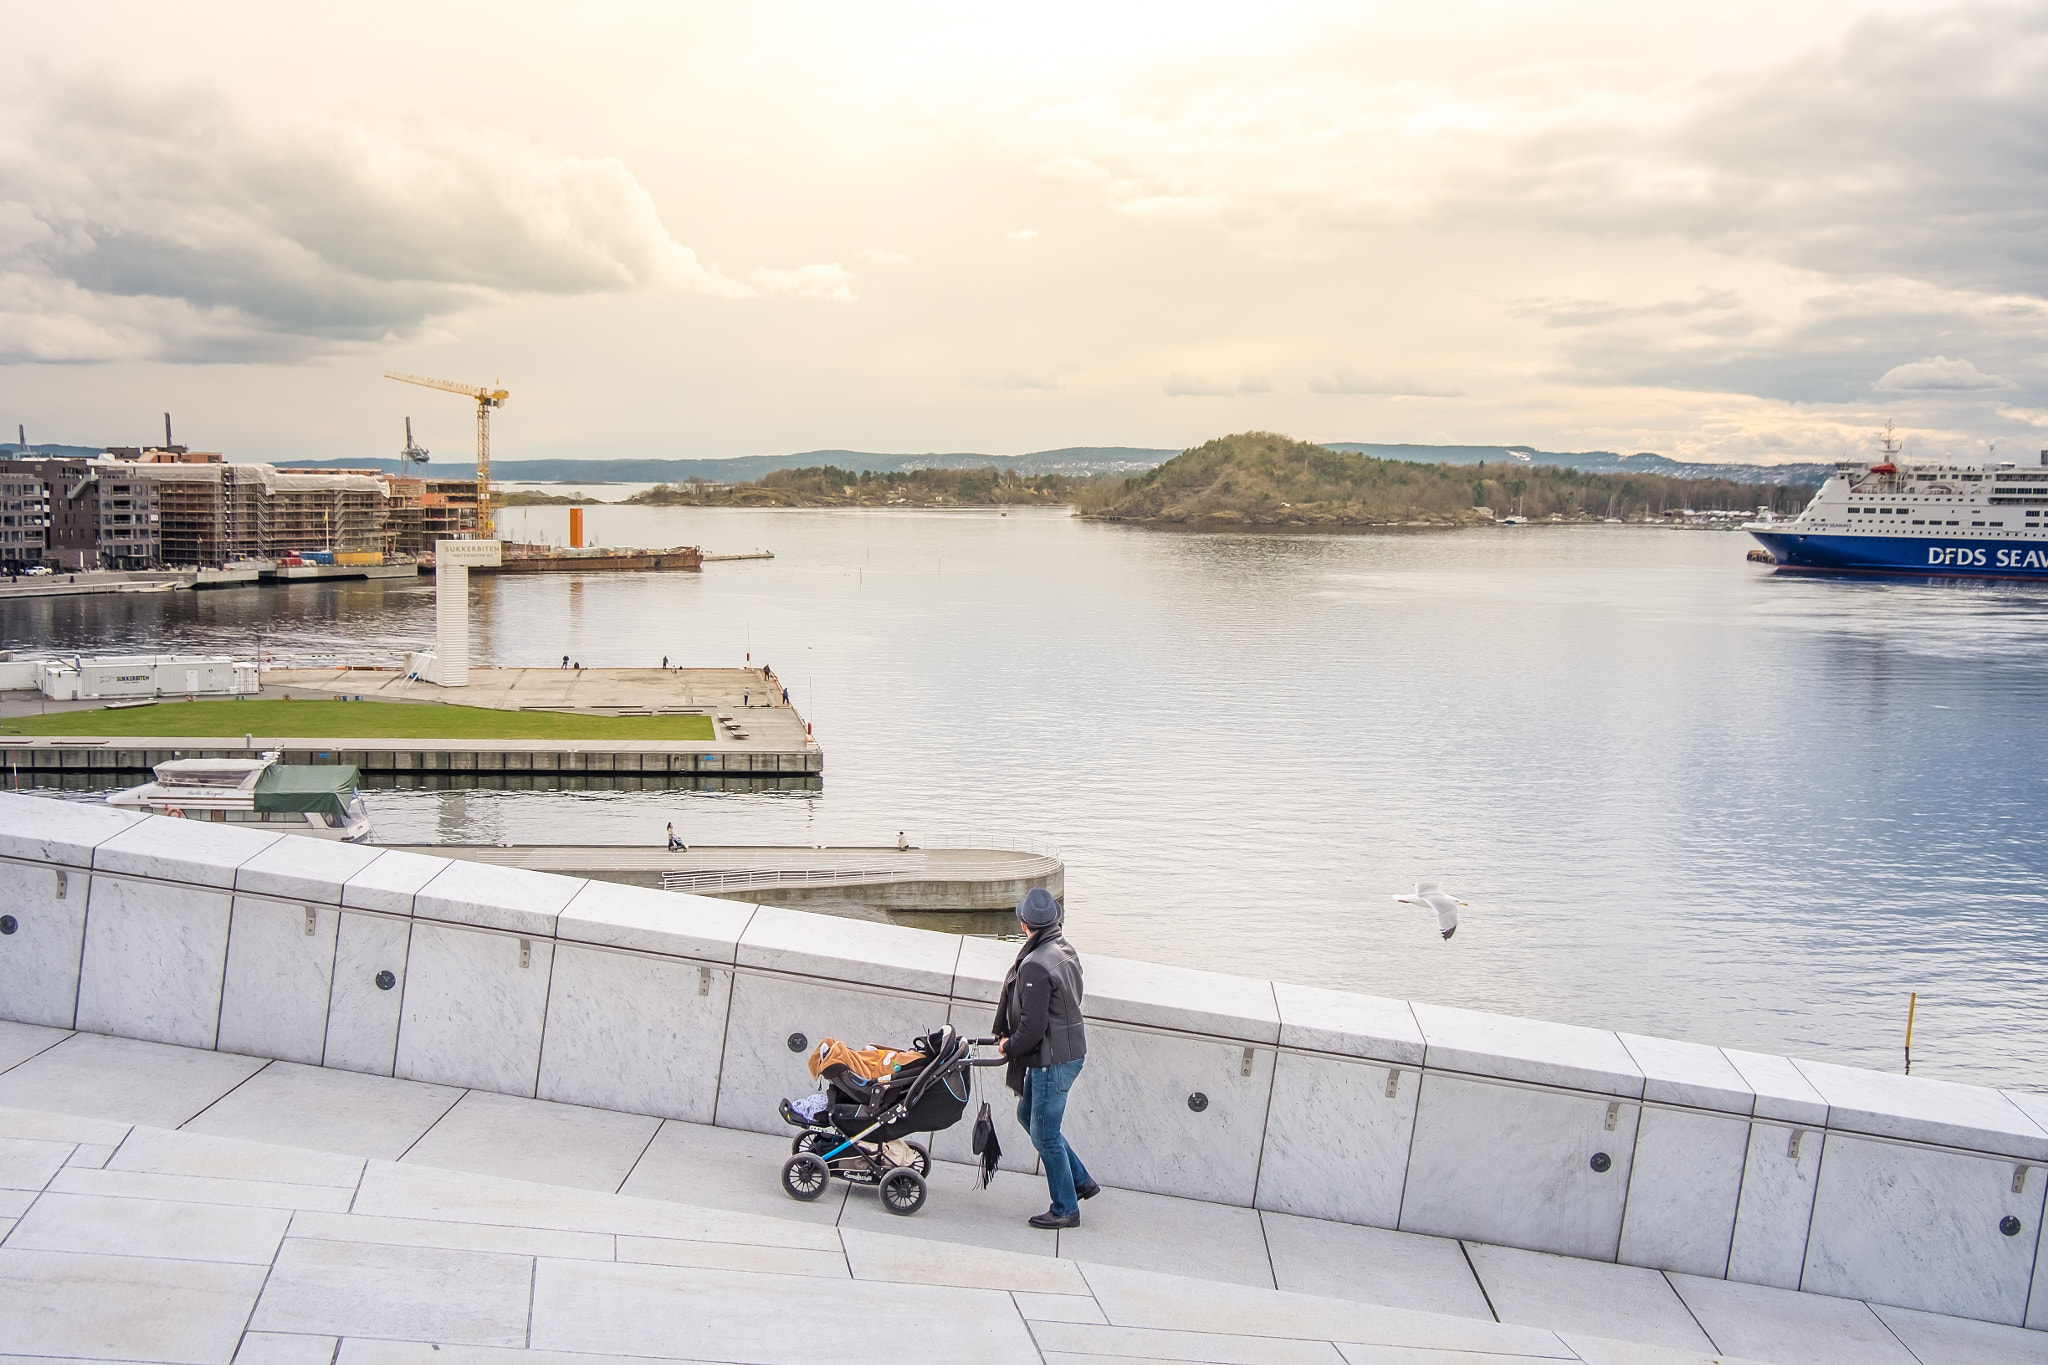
[8,506,2048,1088]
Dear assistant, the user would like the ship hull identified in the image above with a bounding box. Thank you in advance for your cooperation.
[1749,531,2048,580]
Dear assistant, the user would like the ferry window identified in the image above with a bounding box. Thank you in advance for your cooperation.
[1912,520,1924,525]
[1947,520,1960,525]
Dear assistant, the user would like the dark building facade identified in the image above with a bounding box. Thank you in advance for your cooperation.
[1,459,162,570]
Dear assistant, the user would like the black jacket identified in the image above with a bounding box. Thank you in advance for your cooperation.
[993,925,1087,1094]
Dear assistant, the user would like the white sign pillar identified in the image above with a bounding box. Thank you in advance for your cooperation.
[426,540,500,687]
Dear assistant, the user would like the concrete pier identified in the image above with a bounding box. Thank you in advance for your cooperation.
[381,842,1064,911]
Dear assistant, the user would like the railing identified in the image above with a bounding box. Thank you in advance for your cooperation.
[911,829,1064,860]
[659,844,1062,895]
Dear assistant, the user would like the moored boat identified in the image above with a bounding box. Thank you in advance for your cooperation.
[107,753,372,841]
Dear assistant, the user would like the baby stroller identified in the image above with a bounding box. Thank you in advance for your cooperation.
[777,1024,1001,1215]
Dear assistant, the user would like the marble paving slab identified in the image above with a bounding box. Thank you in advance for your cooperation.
[841,1225,1087,1293]
[1260,1213,1494,1320]
[1461,1242,1715,1352]
[1053,1183,1275,1288]
[1031,1318,1350,1363]
[1272,982,1424,1065]
[736,904,962,996]
[400,1088,660,1193]
[0,1020,71,1074]
[341,849,446,915]
[1666,1271,1918,1365]
[290,1208,615,1261]
[236,839,388,906]
[110,1126,365,1189]
[1793,1058,2048,1162]
[556,879,756,964]
[1410,1003,1643,1099]
[93,817,280,889]
[251,1237,534,1347]
[7,1190,291,1264]
[0,1032,264,1128]
[48,1165,357,1213]
[0,1245,267,1364]
[836,1155,1059,1257]
[0,1134,72,1192]
[527,1257,1043,1364]
[233,1331,345,1365]
[1081,955,1283,1044]
[412,859,587,937]
[616,1117,850,1227]
[180,1058,462,1161]
[1869,1300,2048,1365]
[1616,1033,1754,1115]
[0,789,143,865]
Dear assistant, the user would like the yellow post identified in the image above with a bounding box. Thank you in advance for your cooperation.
[1905,991,1918,1074]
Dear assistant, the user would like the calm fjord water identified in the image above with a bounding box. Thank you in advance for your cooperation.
[10,505,2046,1088]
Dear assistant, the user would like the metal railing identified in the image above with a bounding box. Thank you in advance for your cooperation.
[659,843,1061,895]
[910,829,1064,860]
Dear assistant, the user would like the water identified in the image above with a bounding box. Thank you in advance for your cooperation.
[8,506,2047,1089]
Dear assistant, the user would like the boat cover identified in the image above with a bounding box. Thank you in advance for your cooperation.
[253,765,361,820]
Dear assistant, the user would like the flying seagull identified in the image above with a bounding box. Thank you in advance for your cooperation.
[1394,880,1468,940]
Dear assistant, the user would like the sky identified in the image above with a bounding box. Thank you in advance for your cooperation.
[3,1,2046,467]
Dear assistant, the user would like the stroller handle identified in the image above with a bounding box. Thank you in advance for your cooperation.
[968,1056,1010,1067]
[966,1036,1001,1046]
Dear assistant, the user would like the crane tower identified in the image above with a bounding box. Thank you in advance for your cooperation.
[384,371,509,535]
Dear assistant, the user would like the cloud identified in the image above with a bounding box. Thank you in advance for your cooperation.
[1164,371,1268,397]
[0,77,852,362]
[1876,356,2016,392]
[1510,290,1745,331]
[1308,369,1463,398]
[1007,229,1039,240]
[856,248,912,266]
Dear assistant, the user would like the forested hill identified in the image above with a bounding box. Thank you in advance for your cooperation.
[1078,432,1817,526]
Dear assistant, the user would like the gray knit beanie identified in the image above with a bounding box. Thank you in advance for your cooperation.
[1016,887,1062,929]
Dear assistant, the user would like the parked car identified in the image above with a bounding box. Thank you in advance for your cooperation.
[22,565,53,576]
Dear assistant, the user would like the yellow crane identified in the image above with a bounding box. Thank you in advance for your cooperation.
[383,371,509,535]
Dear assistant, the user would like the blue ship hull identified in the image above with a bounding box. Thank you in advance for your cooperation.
[1750,530,2048,580]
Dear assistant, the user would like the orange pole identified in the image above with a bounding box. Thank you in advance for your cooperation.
[569,507,584,549]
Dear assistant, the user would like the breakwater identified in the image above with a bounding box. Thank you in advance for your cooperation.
[3,789,2044,1333]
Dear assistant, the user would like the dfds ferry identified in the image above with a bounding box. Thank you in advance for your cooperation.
[1746,431,2048,580]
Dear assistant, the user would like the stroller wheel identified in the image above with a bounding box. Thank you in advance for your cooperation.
[792,1131,831,1157]
[904,1140,930,1176]
[879,1167,927,1216]
[782,1152,830,1202]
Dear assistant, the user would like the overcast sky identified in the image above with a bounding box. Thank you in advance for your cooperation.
[3,1,2045,466]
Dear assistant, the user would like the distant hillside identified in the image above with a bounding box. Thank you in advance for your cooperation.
[1080,432,1817,527]
[267,446,1177,482]
[1321,442,1833,486]
[626,465,1102,509]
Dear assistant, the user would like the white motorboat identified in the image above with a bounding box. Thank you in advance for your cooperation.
[107,752,372,841]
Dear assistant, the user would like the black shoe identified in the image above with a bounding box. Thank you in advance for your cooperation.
[1076,1181,1101,1201]
[1029,1209,1080,1230]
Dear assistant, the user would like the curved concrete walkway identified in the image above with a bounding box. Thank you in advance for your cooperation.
[0,1021,2042,1365]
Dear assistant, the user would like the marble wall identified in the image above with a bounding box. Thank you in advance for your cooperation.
[4,791,2048,1334]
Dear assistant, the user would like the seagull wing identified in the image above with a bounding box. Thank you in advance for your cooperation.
[1422,891,1460,939]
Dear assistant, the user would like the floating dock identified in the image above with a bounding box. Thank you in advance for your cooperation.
[379,841,1063,912]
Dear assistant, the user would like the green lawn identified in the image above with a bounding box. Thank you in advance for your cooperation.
[0,699,717,742]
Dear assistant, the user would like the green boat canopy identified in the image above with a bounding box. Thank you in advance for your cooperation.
[253,765,361,821]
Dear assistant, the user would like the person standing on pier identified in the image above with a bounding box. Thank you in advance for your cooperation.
[994,887,1096,1229]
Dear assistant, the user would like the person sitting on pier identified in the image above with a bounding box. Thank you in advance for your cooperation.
[666,822,687,852]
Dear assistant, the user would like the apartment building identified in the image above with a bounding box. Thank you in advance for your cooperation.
[1,459,162,570]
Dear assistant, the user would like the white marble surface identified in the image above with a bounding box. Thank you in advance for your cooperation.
[1056,1184,1277,1288]
[1410,1003,1644,1098]
[1725,1118,1823,1290]
[0,790,143,866]
[738,903,962,995]
[556,880,756,964]
[8,1189,291,1263]
[92,815,280,888]
[183,1059,460,1161]
[1400,1072,1638,1260]
[536,943,732,1122]
[1616,1034,1754,1115]
[1722,1049,1829,1127]
[411,859,586,937]
[400,1088,660,1193]
[1260,1213,1494,1320]
[394,922,554,1095]
[951,933,1023,1004]
[252,1237,534,1346]
[1667,1272,1920,1365]
[1256,1051,1417,1227]
[1794,1058,2048,1161]
[340,848,446,914]
[1081,955,1282,1045]
[1803,1131,2046,1325]
[75,876,233,1049]
[1273,982,1424,1065]
[1058,1021,1278,1206]
[0,1032,263,1127]
[322,911,412,1076]
[235,838,389,906]
[0,1244,267,1363]
[0,1020,70,1073]
[217,896,340,1066]
[716,969,951,1136]
[1615,1105,1748,1276]
[1462,1242,1716,1352]
[0,859,89,1029]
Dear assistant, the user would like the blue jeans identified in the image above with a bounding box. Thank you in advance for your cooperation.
[1017,1057,1092,1217]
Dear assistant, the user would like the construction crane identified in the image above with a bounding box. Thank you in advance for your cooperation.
[399,417,430,469]
[384,371,509,535]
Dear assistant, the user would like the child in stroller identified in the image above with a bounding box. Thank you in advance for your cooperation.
[777,1024,1000,1215]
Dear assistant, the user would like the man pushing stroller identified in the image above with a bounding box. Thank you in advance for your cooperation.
[994,888,1098,1229]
